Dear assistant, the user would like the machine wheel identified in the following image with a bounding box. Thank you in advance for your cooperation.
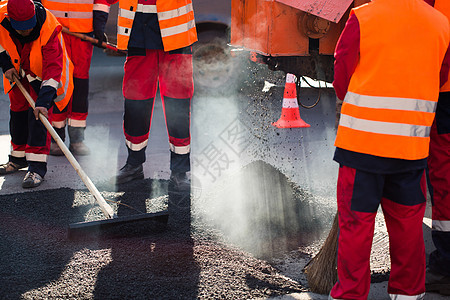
[193,29,238,94]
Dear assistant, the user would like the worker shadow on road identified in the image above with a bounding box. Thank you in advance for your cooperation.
[92,178,200,298]
[0,187,88,299]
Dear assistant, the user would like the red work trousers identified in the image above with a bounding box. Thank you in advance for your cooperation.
[330,165,427,300]
[122,49,193,172]
[8,78,53,176]
[427,120,450,276]
[52,33,93,129]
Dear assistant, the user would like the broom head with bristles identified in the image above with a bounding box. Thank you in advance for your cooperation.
[304,213,339,294]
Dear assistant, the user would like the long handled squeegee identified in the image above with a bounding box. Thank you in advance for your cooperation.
[13,75,168,239]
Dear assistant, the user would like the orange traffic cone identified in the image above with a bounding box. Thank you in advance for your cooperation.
[272,73,310,128]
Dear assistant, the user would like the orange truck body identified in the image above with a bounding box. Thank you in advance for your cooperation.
[230,0,370,80]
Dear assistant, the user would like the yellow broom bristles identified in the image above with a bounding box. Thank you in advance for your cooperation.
[304,213,339,295]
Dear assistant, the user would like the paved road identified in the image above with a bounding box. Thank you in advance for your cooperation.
[0,48,447,299]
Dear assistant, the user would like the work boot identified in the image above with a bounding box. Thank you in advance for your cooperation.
[69,142,90,156]
[426,268,450,295]
[113,163,144,184]
[68,126,90,155]
[169,171,190,191]
[22,171,43,188]
[0,161,27,175]
[50,142,64,156]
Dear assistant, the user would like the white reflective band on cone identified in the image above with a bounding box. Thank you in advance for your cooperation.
[286,73,296,83]
[282,97,299,108]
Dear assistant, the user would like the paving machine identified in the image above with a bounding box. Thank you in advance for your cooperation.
[230,0,371,83]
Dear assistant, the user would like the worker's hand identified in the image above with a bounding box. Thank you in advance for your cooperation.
[4,68,19,82]
[93,30,107,48]
[34,106,48,120]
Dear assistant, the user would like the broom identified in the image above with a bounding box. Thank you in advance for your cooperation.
[304,212,339,294]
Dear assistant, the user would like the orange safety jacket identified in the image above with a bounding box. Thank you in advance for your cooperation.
[334,0,449,160]
[435,0,450,92]
[41,0,110,33]
[117,0,197,51]
[0,4,74,111]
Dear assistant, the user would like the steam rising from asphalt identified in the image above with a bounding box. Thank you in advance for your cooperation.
[194,160,326,260]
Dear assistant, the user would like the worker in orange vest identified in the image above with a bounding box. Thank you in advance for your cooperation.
[104,0,197,190]
[331,0,450,299]
[0,0,73,188]
[423,0,450,295]
[41,0,111,156]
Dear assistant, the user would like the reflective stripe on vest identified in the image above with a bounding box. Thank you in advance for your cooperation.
[42,0,94,33]
[335,0,449,160]
[157,1,196,51]
[117,0,197,51]
[117,0,137,49]
[340,92,435,138]
[137,4,156,13]
[0,6,74,111]
[54,36,74,108]
[435,0,450,92]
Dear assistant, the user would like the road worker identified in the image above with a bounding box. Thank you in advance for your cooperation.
[423,0,450,295]
[41,0,111,156]
[105,0,197,189]
[0,0,73,188]
[331,0,450,299]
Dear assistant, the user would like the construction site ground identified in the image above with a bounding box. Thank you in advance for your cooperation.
[0,48,447,299]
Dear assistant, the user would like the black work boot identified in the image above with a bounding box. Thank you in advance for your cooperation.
[113,163,144,185]
[68,126,90,156]
[69,142,90,156]
[169,171,190,191]
[50,142,64,156]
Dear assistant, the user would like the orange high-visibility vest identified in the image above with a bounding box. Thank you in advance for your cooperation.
[0,4,74,111]
[435,0,450,92]
[41,0,94,33]
[117,0,197,51]
[334,0,449,160]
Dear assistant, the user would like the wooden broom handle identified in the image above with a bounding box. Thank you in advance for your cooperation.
[12,74,116,219]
